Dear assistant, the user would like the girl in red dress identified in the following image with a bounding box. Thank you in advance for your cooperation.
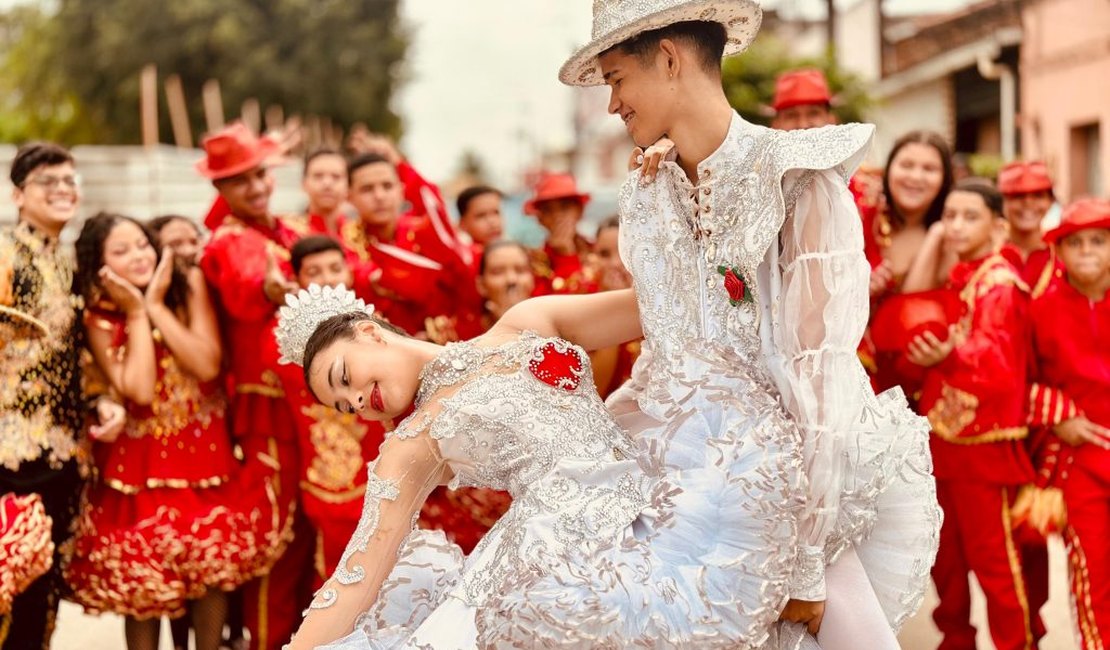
[66,213,286,650]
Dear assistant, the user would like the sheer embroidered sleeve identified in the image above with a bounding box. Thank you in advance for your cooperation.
[770,169,872,600]
[287,415,449,649]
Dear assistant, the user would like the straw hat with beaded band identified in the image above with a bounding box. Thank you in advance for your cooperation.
[559,0,762,87]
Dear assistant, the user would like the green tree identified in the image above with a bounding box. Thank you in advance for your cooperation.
[721,34,872,126]
[1,0,409,144]
[0,5,101,143]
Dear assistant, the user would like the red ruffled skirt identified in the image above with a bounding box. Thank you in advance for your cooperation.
[65,432,291,619]
[0,493,54,615]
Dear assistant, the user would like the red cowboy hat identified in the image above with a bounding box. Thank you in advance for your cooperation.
[998,161,1054,196]
[195,122,278,181]
[772,69,833,112]
[523,173,590,216]
[1043,198,1110,245]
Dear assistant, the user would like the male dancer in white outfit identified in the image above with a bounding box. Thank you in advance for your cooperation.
[562,1,942,646]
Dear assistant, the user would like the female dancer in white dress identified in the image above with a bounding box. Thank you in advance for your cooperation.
[560,0,941,647]
[279,284,800,649]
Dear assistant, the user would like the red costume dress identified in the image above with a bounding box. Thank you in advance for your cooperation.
[0,493,52,617]
[274,361,388,586]
[342,161,478,337]
[920,253,1041,650]
[65,310,286,619]
[1028,275,1110,648]
[201,214,312,650]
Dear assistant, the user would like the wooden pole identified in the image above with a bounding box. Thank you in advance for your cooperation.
[265,105,285,133]
[241,98,261,135]
[164,74,193,148]
[140,64,159,148]
[202,79,225,133]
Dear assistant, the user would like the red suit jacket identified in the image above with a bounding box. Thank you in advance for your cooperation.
[920,253,1035,485]
[1027,275,1110,486]
[200,214,302,430]
[342,161,478,335]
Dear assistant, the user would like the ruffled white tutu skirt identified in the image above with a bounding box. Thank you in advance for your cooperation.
[321,342,938,649]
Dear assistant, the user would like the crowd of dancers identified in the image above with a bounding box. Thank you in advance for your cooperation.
[1,1,1109,649]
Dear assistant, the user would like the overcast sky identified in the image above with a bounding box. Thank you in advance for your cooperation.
[396,0,976,189]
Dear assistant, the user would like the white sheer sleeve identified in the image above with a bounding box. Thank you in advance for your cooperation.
[768,169,871,601]
[287,425,449,649]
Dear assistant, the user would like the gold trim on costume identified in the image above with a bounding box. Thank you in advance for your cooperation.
[300,482,366,504]
[1001,488,1035,650]
[1066,526,1105,648]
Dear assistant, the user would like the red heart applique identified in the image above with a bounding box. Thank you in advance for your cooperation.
[528,342,584,391]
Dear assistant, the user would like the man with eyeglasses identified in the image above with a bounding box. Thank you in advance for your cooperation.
[1,142,126,648]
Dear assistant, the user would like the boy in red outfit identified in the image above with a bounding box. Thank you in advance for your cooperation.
[908,179,1041,650]
[523,173,598,296]
[341,137,475,336]
[197,123,312,650]
[280,235,390,586]
[998,160,1060,292]
[1027,199,1110,648]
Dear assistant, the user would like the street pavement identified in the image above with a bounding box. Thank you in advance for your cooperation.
[52,537,1081,649]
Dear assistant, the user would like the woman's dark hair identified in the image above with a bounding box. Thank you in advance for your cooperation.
[302,311,407,400]
[478,239,530,275]
[951,177,1004,218]
[147,214,199,237]
[604,21,728,74]
[596,216,620,237]
[74,212,190,313]
[883,130,955,230]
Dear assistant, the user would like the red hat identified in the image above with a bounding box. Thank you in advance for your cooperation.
[195,122,278,180]
[1043,198,1110,244]
[998,161,1054,196]
[523,173,590,216]
[772,69,833,112]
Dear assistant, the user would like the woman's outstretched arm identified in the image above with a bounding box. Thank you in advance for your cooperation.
[493,288,642,352]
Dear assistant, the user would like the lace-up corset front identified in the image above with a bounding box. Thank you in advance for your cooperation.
[618,114,873,366]
[399,333,643,496]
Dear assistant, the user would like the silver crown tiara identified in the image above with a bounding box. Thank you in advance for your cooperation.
[275,284,375,366]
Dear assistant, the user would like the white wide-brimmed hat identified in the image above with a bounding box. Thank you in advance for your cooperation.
[559,0,763,87]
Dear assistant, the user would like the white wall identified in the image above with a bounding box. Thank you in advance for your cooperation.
[868,77,953,164]
[0,145,306,232]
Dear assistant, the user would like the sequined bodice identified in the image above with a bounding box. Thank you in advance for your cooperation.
[618,114,873,363]
[395,333,641,496]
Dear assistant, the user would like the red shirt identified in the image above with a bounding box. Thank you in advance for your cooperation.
[1028,275,1110,481]
[529,236,599,296]
[920,253,1034,484]
[999,242,1060,297]
[343,161,478,335]
[200,214,301,393]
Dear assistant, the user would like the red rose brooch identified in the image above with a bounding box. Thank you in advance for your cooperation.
[717,265,753,306]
